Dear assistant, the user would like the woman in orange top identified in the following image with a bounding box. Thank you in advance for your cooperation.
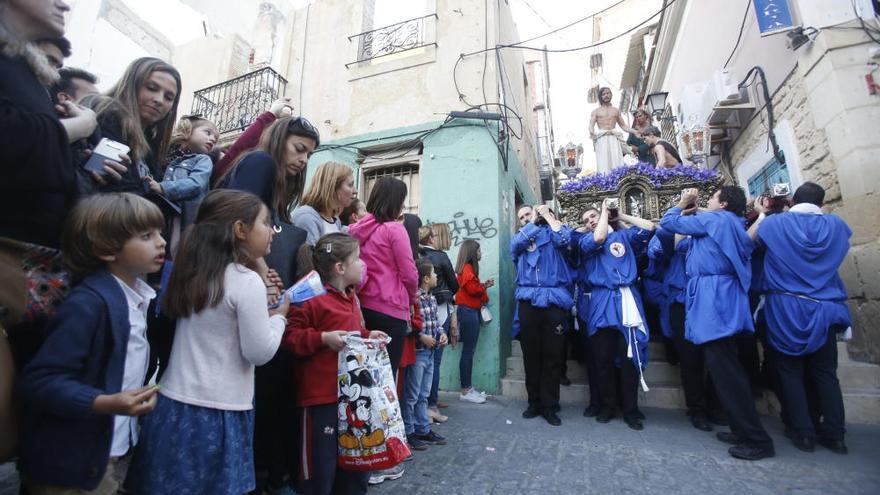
[454,240,494,403]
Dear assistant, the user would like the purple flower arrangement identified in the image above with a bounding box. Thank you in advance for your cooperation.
[558,163,718,194]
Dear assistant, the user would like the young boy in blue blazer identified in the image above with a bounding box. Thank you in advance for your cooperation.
[19,193,167,493]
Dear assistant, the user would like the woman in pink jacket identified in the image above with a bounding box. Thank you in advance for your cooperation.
[348,177,419,376]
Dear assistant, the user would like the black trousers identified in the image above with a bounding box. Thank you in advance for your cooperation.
[254,351,299,490]
[592,327,639,418]
[518,301,567,412]
[298,404,369,495]
[577,318,601,408]
[774,331,846,441]
[670,303,707,416]
[703,336,773,448]
[362,308,409,378]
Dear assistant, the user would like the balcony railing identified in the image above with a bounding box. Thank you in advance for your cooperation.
[347,13,437,68]
[191,67,287,136]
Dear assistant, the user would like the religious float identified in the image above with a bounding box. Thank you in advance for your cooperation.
[556,162,725,223]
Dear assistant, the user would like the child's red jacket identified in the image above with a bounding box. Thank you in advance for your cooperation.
[283,284,369,407]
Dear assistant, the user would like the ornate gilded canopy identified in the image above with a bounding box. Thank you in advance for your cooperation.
[557,164,725,223]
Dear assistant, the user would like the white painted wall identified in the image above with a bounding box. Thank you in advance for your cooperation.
[653,0,796,119]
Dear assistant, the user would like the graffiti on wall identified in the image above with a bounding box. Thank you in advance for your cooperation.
[446,211,498,247]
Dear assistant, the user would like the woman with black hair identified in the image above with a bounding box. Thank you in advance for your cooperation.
[348,177,419,377]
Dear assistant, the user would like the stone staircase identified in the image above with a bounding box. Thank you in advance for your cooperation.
[501,339,880,424]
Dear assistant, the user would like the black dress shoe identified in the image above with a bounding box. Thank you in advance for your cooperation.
[689,414,713,432]
[716,431,742,445]
[708,412,729,426]
[543,411,562,426]
[624,416,644,431]
[792,435,815,453]
[583,404,600,417]
[817,438,848,455]
[728,444,775,461]
[522,406,541,419]
[560,376,572,386]
[595,410,613,424]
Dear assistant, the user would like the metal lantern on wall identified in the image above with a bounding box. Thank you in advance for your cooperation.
[646,91,669,119]
[677,117,711,167]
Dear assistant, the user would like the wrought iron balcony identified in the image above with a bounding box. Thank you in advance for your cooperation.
[347,13,438,68]
[191,67,287,136]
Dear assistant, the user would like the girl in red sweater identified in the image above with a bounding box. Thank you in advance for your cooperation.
[454,240,494,403]
[283,233,387,495]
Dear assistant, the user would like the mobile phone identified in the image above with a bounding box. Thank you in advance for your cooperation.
[84,138,130,174]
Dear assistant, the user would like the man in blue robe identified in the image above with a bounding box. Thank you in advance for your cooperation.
[511,204,575,426]
[660,186,774,460]
[579,199,655,430]
[748,182,851,454]
[648,228,713,431]
[570,208,602,417]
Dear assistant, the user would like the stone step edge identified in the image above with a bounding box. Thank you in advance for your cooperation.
[501,372,880,395]
[500,377,880,423]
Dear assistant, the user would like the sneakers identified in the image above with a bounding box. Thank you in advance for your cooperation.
[417,430,447,445]
[406,434,429,451]
[459,388,486,404]
[368,465,405,485]
[428,407,449,423]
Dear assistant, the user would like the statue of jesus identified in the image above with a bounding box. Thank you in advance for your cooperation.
[589,87,639,175]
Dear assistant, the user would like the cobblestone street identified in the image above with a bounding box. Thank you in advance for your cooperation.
[371,393,880,494]
[3,392,879,494]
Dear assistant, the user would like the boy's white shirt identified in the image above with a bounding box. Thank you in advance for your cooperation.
[110,275,156,457]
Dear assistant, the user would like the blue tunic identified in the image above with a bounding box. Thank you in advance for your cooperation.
[510,222,575,336]
[757,212,852,356]
[647,228,683,338]
[660,208,754,345]
[579,227,652,368]
[570,230,592,325]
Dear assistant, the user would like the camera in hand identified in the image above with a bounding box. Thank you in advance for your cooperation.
[534,215,548,226]
[606,198,619,220]
[771,182,791,198]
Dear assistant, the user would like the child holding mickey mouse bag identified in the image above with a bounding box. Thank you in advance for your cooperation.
[283,233,398,495]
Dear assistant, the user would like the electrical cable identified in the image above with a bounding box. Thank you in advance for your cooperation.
[852,0,880,45]
[460,0,678,57]
[723,0,751,68]
[482,0,490,105]
[737,66,784,165]
[724,0,752,69]
[495,54,524,140]
[507,0,626,48]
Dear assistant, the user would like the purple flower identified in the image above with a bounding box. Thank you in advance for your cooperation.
[557,162,718,195]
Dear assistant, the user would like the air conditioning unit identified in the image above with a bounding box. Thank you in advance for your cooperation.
[713,69,739,101]
[713,68,747,104]
[678,81,713,126]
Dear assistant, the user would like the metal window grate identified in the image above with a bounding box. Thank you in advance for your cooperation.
[747,157,789,198]
[191,67,287,136]
[362,162,420,214]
